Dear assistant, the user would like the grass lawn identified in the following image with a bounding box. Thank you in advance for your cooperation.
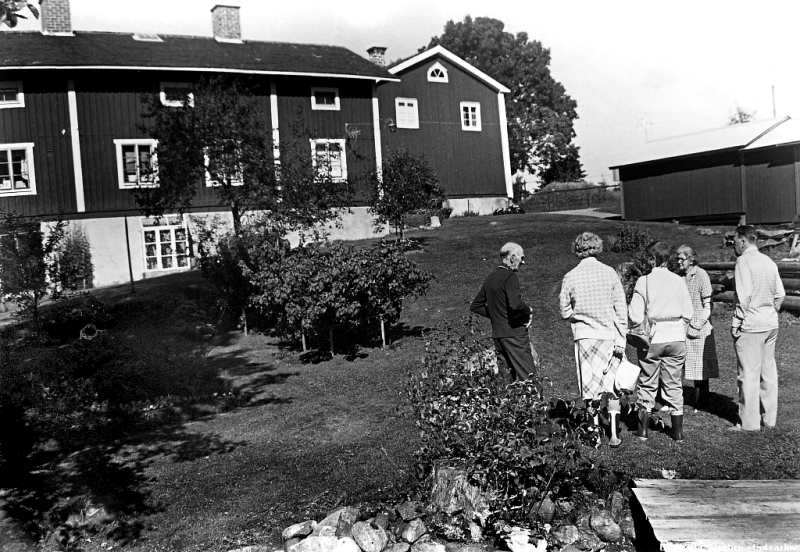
[2,213,799,551]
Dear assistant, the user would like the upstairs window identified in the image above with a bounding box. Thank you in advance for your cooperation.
[460,102,481,131]
[0,81,24,109]
[427,62,448,83]
[141,215,190,271]
[311,87,340,111]
[0,143,36,196]
[395,98,419,129]
[311,139,347,181]
[114,139,157,188]
[160,82,194,107]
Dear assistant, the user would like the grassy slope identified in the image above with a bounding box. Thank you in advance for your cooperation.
[16,213,798,551]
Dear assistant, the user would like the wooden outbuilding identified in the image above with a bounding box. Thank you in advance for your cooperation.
[610,117,800,224]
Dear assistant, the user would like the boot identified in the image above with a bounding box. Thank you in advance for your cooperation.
[609,411,622,448]
[695,380,709,411]
[635,409,649,441]
[671,414,685,441]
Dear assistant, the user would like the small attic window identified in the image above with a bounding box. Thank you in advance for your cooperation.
[427,62,448,83]
[133,33,163,42]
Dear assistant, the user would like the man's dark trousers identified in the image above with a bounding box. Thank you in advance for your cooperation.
[493,335,536,382]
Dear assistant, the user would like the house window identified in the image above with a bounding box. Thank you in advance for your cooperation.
[0,143,36,196]
[114,139,157,188]
[141,216,190,271]
[311,87,340,111]
[160,82,194,107]
[460,102,481,131]
[204,151,243,187]
[0,81,24,109]
[395,98,419,129]
[311,139,347,181]
[427,62,448,83]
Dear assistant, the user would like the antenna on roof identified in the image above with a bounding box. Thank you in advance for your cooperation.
[637,115,653,142]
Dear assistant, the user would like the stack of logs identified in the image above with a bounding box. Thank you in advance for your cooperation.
[701,261,800,312]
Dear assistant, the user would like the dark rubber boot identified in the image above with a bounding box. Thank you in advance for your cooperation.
[671,414,685,441]
[635,409,649,441]
[695,380,709,410]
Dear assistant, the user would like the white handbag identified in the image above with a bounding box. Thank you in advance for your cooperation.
[614,358,641,393]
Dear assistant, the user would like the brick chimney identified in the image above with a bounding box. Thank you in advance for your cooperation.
[41,0,73,35]
[211,5,241,42]
[367,46,387,67]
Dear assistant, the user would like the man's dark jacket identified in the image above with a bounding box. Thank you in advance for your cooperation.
[470,266,532,338]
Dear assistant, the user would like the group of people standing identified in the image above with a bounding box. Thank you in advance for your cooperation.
[470,225,785,449]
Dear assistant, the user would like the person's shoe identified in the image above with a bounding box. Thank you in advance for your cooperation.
[671,414,684,441]
[609,436,622,448]
[635,410,649,441]
[728,424,742,432]
[609,411,622,449]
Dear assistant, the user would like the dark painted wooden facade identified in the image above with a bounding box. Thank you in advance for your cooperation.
[619,144,800,224]
[377,56,507,199]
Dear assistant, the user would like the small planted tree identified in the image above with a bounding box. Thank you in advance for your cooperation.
[55,223,94,291]
[369,149,445,241]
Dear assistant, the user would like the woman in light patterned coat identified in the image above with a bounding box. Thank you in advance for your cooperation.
[559,232,628,448]
[675,245,719,410]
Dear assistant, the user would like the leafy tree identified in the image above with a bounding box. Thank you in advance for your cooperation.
[728,105,756,125]
[425,16,585,186]
[55,223,94,291]
[0,1,38,28]
[369,149,445,241]
[138,76,353,237]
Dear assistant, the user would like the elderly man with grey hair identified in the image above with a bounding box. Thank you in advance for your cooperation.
[559,232,628,448]
[470,242,537,382]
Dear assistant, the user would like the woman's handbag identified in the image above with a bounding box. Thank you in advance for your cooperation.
[627,275,652,348]
[614,357,641,393]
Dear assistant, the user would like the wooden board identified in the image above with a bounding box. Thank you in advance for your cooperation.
[633,479,800,551]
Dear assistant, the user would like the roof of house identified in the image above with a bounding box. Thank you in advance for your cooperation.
[0,31,398,81]
[609,116,791,168]
[742,117,800,150]
[388,44,510,94]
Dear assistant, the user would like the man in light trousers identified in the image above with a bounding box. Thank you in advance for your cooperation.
[731,225,785,431]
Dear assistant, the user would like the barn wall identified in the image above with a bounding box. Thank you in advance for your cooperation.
[742,145,798,224]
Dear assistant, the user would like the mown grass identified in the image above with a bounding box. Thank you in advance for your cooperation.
[521,183,621,214]
[1,213,798,552]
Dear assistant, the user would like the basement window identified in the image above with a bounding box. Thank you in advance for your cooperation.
[141,215,190,271]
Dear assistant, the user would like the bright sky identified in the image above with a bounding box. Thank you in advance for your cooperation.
[11,0,800,183]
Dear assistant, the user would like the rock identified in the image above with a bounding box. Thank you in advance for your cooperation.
[284,521,318,541]
[528,497,556,524]
[607,492,625,522]
[551,525,580,546]
[351,521,388,552]
[385,544,411,552]
[401,519,428,544]
[575,531,603,551]
[561,546,582,552]
[333,537,361,552]
[227,547,272,552]
[317,526,337,538]
[576,513,593,532]
[374,512,390,530]
[557,500,574,515]
[428,466,490,526]
[412,542,446,552]
[452,545,485,552]
[336,508,360,538]
[285,538,302,552]
[466,522,482,543]
[590,511,621,543]
[618,518,635,541]
[316,508,360,536]
[395,501,425,522]
[289,536,339,552]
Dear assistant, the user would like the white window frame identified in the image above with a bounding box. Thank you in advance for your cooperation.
[0,142,36,196]
[159,82,194,107]
[460,101,482,131]
[140,215,191,272]
[204,151,243,187]
[427,62,448,83]
[0,81,24,109]
[114,138,158,189]
[310,139,347,182]
[310,87,340,111]
[395,97,419,129]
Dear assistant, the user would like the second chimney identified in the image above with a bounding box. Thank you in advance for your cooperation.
[367,46,387,67]
[41,0,73,35]
[211,5,241,42]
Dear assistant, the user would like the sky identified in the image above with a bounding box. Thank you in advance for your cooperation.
[11,0,800,184]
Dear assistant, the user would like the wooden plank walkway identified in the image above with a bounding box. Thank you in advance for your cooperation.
[633,479,800,551]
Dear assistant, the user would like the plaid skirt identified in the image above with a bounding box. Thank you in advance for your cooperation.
[574,338,617,400]
[685,330,719,380]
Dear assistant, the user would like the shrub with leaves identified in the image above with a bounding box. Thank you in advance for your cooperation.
[40,294,113,342]
[610,223,651,253]
[55,223,94,291]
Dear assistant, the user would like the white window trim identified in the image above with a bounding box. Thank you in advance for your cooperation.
[140,215,191,272]
[427,62,448,83]
[114,138,158,189]
[395,97,419,129]
[311,87,340,111]
[159,82,194,107]
[0,142,36,196]
[0,81,25,109]
[460,101,482,132]
[310,138,347,182]
[204,151,243,187]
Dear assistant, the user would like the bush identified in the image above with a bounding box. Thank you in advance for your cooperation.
[55,224,94,291]
[40,294,113,342]
[610,223,651,253]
